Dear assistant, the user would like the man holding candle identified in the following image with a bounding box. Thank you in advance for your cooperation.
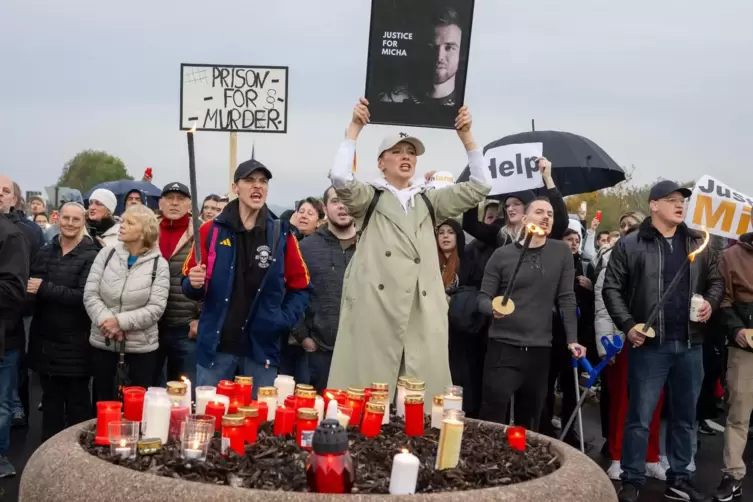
[603,180,723,502]
[182,159,310,399]
[478,197,586,430]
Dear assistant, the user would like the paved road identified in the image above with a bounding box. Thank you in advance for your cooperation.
[1,379,751,501]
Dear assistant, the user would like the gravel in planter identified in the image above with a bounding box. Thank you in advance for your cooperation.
[80,416,560,494]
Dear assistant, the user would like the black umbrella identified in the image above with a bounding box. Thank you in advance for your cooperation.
[114,339,130,400]
[457,131,625,197]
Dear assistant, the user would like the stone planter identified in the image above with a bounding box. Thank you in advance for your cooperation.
[20,419,616,501]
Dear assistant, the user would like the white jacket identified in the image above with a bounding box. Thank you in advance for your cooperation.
[593,246,624,357]
[84,244,170,353]
[99,222,121,247]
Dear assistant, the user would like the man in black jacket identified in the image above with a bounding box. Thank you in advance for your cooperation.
[294,186,356,393]
[603,180,724,502]
[0,213,30,478]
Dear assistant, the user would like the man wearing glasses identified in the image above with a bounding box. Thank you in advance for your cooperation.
[603,180,724,502]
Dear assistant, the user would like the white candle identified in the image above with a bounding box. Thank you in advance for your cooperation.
[431,396,444,429]
[143,394,171,444]
[435,410,465,470]
[181,376,192,411]
[260,394,277,422]
[315,395,325,423]
[214,394,230,414]
[336,410,350,428]
[194,386,217,415]
[396,384,407,418]
[274,375,295,407]
[389,449,419,495]
[114,439,132,459]
[383,403,390,425]
[183,448,202,459]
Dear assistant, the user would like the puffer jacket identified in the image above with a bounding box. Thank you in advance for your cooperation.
[84,243,170,353]
[99,222,121,248]
[593,245,623,356]
[158,218,199,327]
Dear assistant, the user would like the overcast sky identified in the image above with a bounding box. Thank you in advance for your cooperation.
[1,0,751,207]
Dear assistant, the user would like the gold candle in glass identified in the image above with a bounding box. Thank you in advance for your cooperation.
[435,409,465,470]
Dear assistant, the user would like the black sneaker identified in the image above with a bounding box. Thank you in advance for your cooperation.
[618,482,640,502]
[714,474,742,501]
[665,479,708,501]
[698,421,716,436]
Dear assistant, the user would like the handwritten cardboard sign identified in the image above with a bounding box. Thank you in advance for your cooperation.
[484,142,544,196]
[685,175,753,239]
[180,63,289,133]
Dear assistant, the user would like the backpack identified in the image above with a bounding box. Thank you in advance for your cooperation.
[447,286,487,337]
[358,190,436,239]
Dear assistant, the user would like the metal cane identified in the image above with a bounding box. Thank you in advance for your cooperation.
[509,394,515,425]
[572,357,585,452]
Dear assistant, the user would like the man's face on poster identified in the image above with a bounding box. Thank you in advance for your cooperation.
[431,24,461,85]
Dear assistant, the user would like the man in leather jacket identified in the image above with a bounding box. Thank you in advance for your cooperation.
[603,180,724,502]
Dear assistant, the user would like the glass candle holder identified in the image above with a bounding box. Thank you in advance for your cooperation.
[180,376,192,410]
[238,405,260,444]
[143,393,171,444]
[274,375,295,407]
[274,405,296,436]
[296,408,319,450]
[295,388,317,411]
[404,395,424,437]
[95,401,123,446]
[122,387,146,422]
[360,402,384,438]
[258,387,278,421]
[221,414,246,456]
[345,389,365,426]
[507,426,526,451]
[431,395,444,429]
[337,404,353,428]
[108,421,139,459]
[216,380,236,400]
[166,381,188,406]
[443,385,463,412]
[180,418,213,461]
[137,437,162,456]
[194,386,217,415]
[234,376,253,406]
[435,409,465,470]
[205,400,226,432]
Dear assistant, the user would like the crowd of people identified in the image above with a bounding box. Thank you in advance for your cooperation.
[0,100,752,502]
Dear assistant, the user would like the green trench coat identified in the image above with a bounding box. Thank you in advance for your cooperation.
[326,178,490,412]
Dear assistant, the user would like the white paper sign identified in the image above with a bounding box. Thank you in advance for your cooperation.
[484,142,544,195]
[685,175,753,240]
[180,63,289,133]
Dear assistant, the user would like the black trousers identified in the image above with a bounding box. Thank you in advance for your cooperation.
[91,348,157,402]
[540,343,577,438]
[307,350,333,395]
[697,333,724,421]
[480,340,550,431]
[39,373,92,441]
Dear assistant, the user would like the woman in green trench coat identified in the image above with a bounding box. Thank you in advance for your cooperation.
[326,98,492,411]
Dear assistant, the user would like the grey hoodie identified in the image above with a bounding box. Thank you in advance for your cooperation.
[295,226,355,351]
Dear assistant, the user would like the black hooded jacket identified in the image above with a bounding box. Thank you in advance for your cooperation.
[0,214,30,357]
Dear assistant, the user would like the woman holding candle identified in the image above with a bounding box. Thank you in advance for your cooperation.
[26,202,99,441]
[326,98,491,412]
[84,205,170,401]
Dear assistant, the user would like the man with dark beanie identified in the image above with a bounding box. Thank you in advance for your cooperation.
[153,182,199,389]
[478,197,586,431]
[603,180,723,502]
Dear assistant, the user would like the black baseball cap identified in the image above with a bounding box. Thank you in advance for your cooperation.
[234,159,273,183]
[161,182,191,198]
[648,180,692,203]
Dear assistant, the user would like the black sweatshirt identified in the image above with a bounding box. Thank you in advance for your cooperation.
[478,239,578,347]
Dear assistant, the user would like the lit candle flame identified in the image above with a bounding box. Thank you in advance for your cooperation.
[401,448,409,454]
[119,439,127,447]
[188,123,197,134]
[526,223,546,237]
[325,392,334,399]
[191,440,200,449]
[181,376,190,384]
[688,226,710,263]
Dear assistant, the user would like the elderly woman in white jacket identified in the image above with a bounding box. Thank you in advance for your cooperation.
[84,205,169,401]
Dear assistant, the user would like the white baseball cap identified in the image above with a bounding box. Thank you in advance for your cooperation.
[377,132,425,158]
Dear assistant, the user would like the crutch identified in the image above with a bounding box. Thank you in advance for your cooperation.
[559,335,623,452]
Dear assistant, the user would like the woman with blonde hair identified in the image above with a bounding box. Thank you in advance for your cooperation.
[84,204,170,401]
[28,202,99,440]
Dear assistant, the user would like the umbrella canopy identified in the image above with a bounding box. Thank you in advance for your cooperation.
[457,131,625,197]
[85,180,162,215]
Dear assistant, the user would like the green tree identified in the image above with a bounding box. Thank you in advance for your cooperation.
[57,150,132,193]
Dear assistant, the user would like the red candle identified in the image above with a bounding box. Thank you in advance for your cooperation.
[404,395,424,437]
[274,406,295,436]
[507,426,526,451]
[222,414,246,456]
[323,390,347,410]
[234,376,253,406]
[295,388,316,411]
[95,401,122,445]
[296,408,319,451]
[365,382,388,406]
[285,394,298,411]
[217,380,236,400]
[228,399,241,415]
[360,402,384,438]
[238,406,260,444]
[205,400,226,432]
[250,400,269,423]
[345,389,365,426]
[169,405,190,442]
[122,387,146,422]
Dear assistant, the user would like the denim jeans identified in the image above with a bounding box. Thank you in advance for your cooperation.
[153,324,197,398]
[279,342,310,386]
[621,341,703,486]
[196,352,277,401]
[10,317,32,416]
[0,350,21,456]
[307,351,333,395]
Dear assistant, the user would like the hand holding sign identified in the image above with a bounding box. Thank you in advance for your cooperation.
[348,98,371,141]
[455,105,477,151]
[485,142,545,196]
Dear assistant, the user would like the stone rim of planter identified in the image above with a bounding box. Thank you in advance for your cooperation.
[20,419,617,502]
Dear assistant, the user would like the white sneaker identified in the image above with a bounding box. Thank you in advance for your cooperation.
[688,458,696,473]
[659,455,670,471]
[606,460,622,480]
[645,461,667,481]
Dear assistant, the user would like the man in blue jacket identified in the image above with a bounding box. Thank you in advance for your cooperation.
[182,159,310,398]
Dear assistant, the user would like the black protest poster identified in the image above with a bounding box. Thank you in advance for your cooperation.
[365,0,475,130]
